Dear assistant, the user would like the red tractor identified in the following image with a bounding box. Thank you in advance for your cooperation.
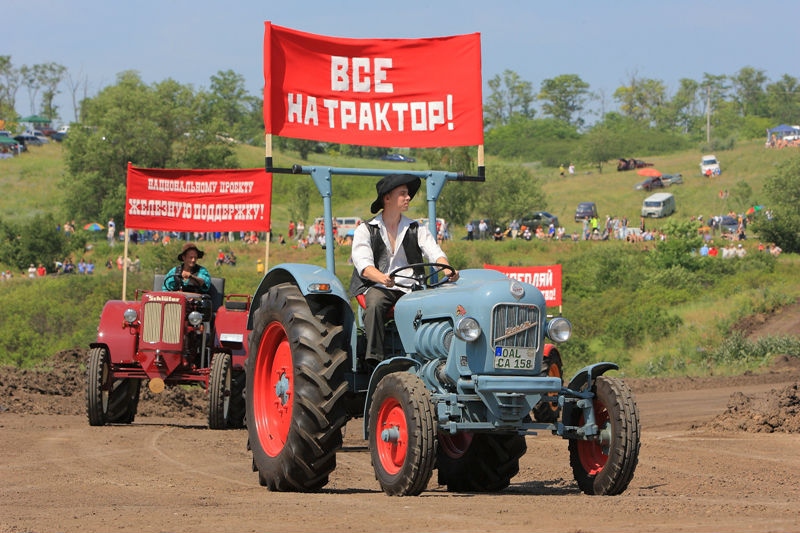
[86,275,250,429]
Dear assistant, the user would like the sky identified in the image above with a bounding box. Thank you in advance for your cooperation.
[5,0,799,126]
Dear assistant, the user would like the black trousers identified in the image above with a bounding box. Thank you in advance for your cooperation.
[363,286,404,362]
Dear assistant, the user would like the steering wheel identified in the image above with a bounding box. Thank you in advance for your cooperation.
[165,273,202,292]
[388,262,456,290]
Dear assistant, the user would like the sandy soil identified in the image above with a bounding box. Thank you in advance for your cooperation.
[1,308,800,533]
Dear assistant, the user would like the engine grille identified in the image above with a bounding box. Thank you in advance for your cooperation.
[142,301,183,344]
[491,304,540,349]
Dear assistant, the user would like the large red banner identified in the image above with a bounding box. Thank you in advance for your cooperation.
[263,22,484,148]
[125,163,272,232]
[483,264,563,307]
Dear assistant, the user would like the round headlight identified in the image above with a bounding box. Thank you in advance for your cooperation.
[123,308,138,324]
[188,311,204,326]
[454,317,481,342]
[546,317,572,343]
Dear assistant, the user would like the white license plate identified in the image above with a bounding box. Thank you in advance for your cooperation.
[493,346,536,370]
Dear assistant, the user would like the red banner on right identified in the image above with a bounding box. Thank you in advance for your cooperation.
[483,264,563,307]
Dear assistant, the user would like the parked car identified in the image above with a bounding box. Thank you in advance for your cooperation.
[574,202,598,222]
[380,153,416,163]
[701,155,721,176]
[635,176,665,191]
[661,173,683,186]
[718,215,739,235]
[519,211,559,230]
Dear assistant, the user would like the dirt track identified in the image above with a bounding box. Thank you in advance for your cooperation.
[3,305,800,533]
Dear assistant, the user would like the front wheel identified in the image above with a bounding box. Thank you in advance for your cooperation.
[437,432,526,492]
[208,352,244,429]
[86,346,140,426]
[531,348,563,423]
[246,283,349,491]
[369,372,436,496]
[567,376,640,495]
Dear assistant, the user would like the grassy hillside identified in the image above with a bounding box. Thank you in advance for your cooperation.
[2,139,799,376]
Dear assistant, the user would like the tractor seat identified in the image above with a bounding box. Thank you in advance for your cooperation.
[355,293,394,318]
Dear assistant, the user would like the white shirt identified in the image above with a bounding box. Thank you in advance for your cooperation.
[351,214,445,293]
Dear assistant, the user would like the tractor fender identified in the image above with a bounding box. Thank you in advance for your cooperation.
[248,263,350,330]
[213,306,250,369]
[362,357,420,440]
[566,362,619,392]
[91,300,139,364]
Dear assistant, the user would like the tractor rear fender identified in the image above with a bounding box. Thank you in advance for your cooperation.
[91,300,139,364]
[247,263,352,330]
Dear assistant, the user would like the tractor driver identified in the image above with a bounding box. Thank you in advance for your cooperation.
[163,242,211,293]
[350,174,458,370]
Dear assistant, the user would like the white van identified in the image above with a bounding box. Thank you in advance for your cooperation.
[641,192,676,218]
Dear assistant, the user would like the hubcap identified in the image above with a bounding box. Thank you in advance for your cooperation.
[254,322,294,457]
[375,397,407,475]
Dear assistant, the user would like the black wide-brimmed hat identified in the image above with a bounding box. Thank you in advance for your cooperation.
[370,174,421,214]
[177,242,204,261]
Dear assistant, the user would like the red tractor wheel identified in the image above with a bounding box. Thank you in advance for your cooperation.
[246,283,348,491]
[368,372,436,496]
[86,346,140,426]
[567,376,640,495]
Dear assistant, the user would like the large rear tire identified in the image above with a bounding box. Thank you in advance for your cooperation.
[368,372,437,496]
[567,375,640,495]
[437,432,526,492]
[246,283,349,491]
[209,352,244,429]
[86,346,140,426]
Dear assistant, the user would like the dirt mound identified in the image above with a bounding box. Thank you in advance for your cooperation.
[701,380,800,433]
[0,349,206,420]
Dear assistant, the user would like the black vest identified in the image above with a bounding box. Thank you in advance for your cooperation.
[349,221,424,297]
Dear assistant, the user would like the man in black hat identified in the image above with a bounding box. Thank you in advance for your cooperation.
[350,174,458,370]
[162,242,211,293]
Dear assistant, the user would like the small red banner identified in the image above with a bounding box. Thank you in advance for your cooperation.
[125,163,272,233]
[263,22,484,148]
[483,264,563,307]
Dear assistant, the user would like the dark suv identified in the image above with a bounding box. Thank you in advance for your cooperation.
[520,211,559,230]
[574,202,598,222]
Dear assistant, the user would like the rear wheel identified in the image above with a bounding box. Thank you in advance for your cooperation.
[86,346,140,426]
[246,283,349,491]
[531,348,563,423]
[567,376,640,495]
[437,432,526,492]
[369,372,436,496]
[209,352,244,429]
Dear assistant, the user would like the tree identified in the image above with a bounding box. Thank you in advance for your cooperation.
[729,66,768,118]
[538,74,590,128]
[474,163,546,229]
[0,56,20,120]
[766,74,800,125]
[484,69,535,129]
[38,62,67,121]
[613,73,667,124]
[426,147,479,227]
[62,70,239,223]
[578,123,623,173]
[755,157,800,253]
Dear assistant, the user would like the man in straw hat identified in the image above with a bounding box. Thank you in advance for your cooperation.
[162,242,211,293]
[350,174,458,370]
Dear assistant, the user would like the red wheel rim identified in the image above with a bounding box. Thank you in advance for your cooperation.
[577,399,610,475]
[439,432,473,459]
[375,397,408,475]
[253,321,294,457]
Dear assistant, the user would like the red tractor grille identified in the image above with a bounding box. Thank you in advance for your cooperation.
[142,301,183,344]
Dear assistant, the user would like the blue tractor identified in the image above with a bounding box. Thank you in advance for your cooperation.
[244,164,640,496]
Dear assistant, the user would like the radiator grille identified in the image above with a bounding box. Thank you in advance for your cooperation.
[491,304,540,350]
[142,301,183,344]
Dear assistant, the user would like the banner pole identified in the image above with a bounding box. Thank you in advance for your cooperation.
[122,229,130,301]
[264,133,272,273]
[477,144,485,178]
